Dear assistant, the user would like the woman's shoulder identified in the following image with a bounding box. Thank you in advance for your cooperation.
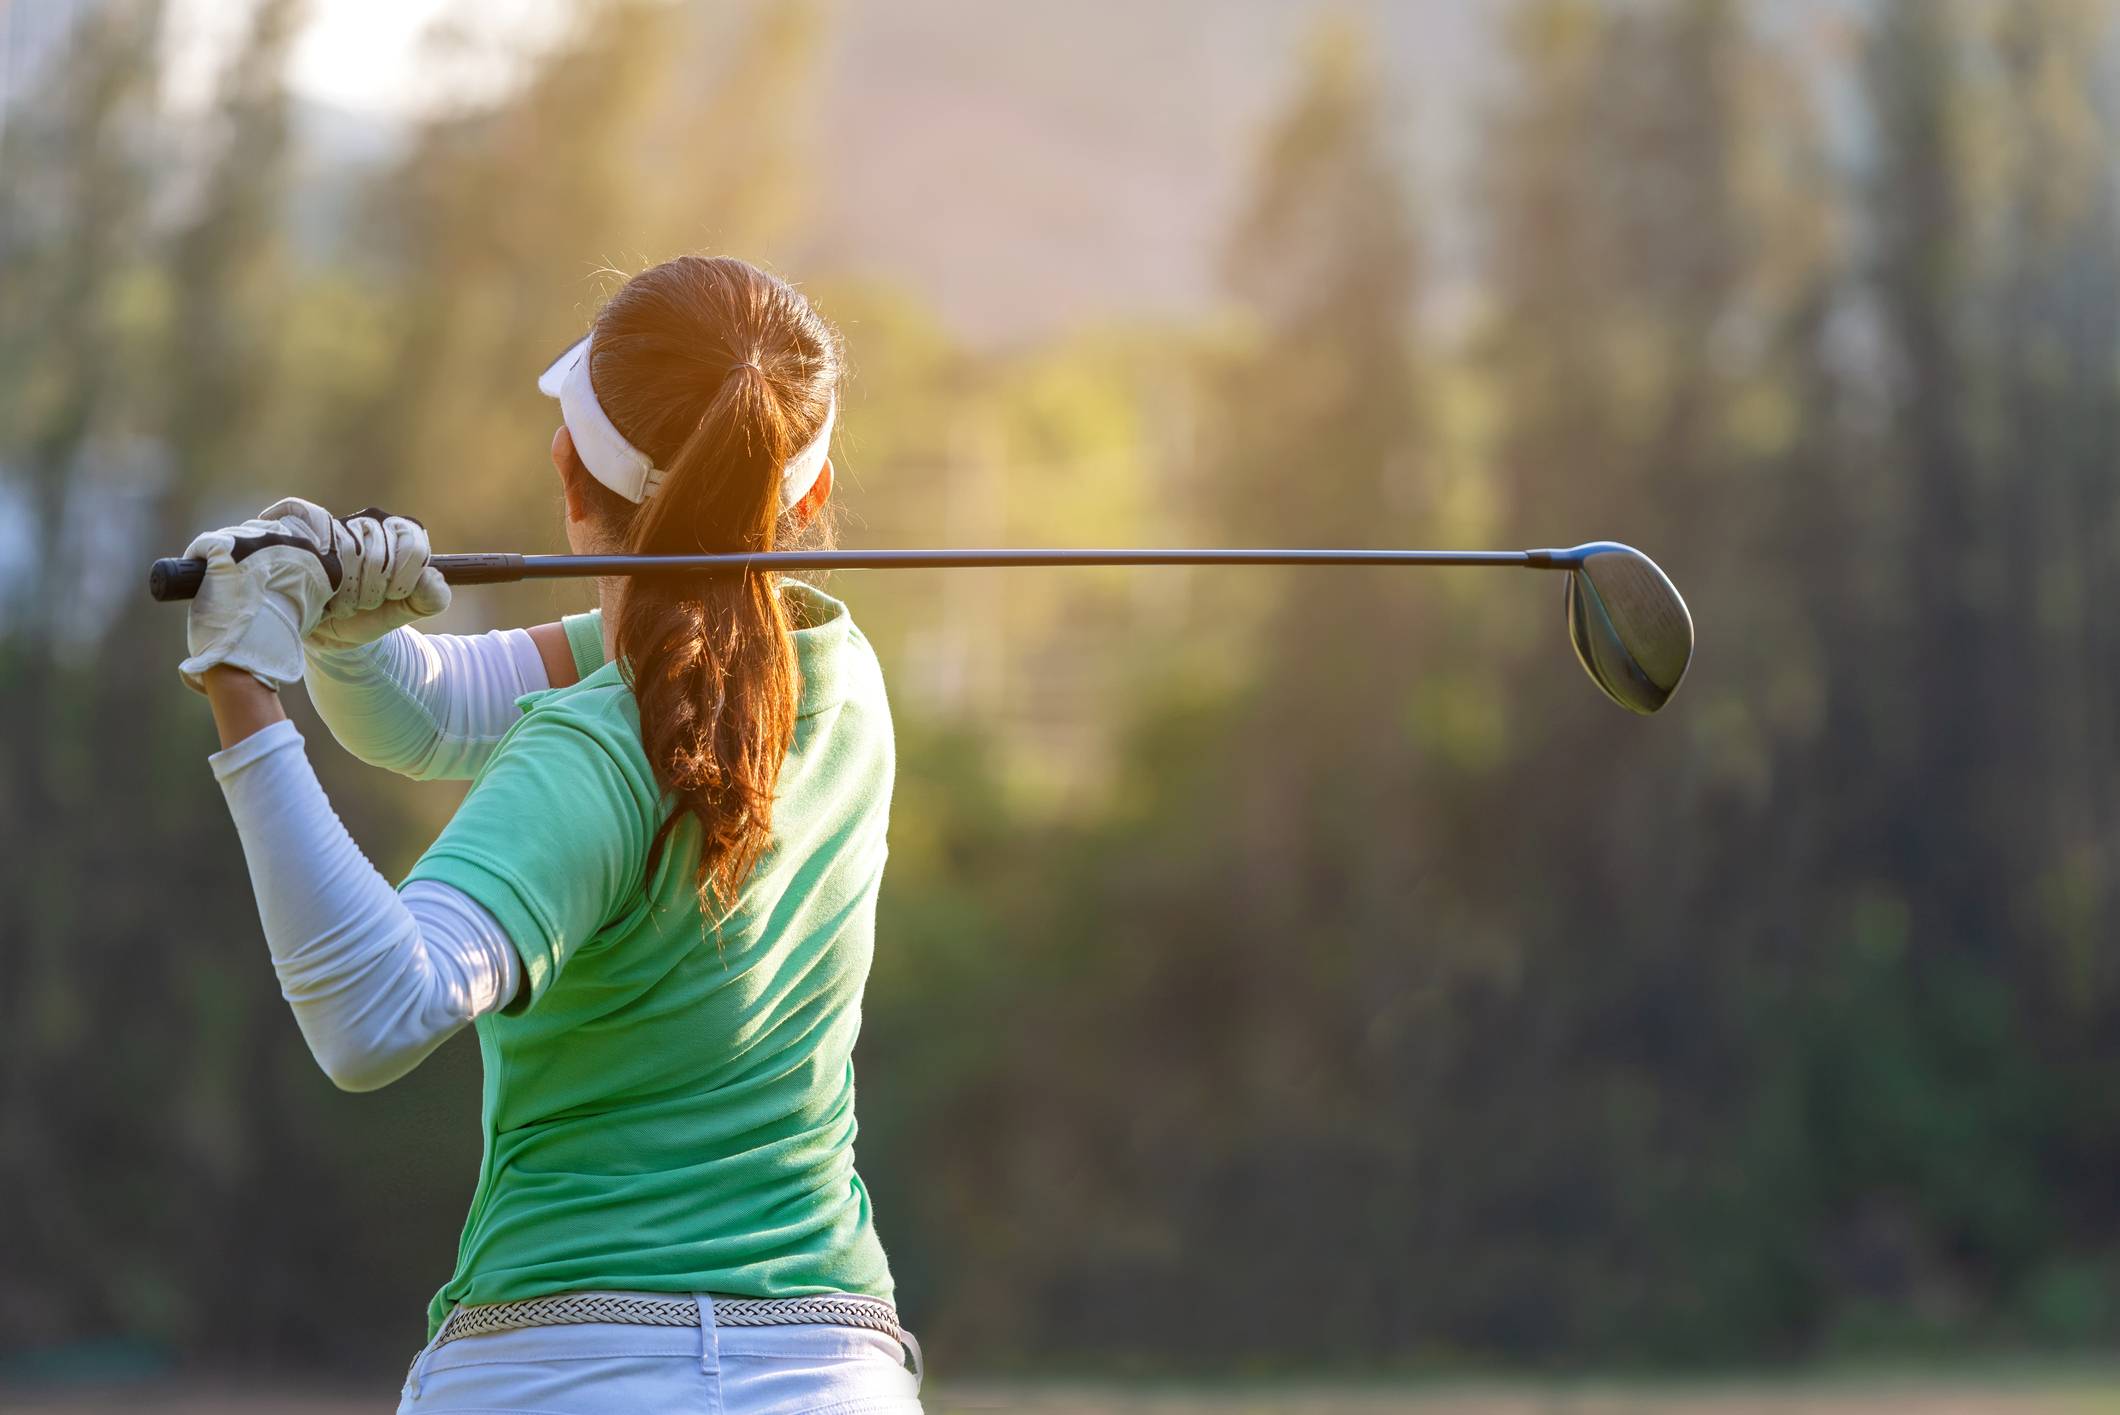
[500,662,648,776]
[524,661,640,727]
[465,677,662,840]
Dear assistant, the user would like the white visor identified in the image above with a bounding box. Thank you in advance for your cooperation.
[539,336,834,510]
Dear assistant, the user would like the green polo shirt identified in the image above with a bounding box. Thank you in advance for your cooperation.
[405,585,896,1334]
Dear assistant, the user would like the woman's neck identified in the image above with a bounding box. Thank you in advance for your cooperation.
[597,577,623,663]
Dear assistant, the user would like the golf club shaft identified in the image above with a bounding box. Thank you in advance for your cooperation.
[149,546,1598,603]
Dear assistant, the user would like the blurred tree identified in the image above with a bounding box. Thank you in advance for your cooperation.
[866,17,1439,1365]
[0,0,178,1355]
[1376,0,1793,1359]
[1220,16,1419,547]
[1789,0,2120,1348]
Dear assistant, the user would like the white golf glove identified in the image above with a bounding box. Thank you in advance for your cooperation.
[179,512,341,693]
[262,498,452,651]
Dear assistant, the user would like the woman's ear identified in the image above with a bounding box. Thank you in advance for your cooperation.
[790,459,833,528]
[552,425,594,525]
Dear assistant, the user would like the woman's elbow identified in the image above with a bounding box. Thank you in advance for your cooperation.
[309,1034,437,1093]
[317,1048,406,1093]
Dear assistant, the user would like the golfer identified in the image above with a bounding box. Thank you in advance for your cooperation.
[179,256,917,1413]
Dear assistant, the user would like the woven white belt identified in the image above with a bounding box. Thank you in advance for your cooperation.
[433,1290,908,1350]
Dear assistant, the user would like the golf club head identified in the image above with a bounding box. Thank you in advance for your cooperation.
[1562,543,1694,715]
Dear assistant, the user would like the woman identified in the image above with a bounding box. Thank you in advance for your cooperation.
[180,256,917,1414]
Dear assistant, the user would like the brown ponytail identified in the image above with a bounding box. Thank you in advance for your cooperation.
[575,256,842,912]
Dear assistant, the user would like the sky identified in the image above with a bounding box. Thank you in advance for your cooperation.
[167,0,563,114]
[285,0,472,110]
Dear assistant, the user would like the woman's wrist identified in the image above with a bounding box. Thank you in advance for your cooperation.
[203,664,290,751]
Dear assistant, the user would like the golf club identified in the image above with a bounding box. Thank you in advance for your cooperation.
[149,540,1694,714]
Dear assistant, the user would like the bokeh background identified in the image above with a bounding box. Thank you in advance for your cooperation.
[10,0,2120,1402]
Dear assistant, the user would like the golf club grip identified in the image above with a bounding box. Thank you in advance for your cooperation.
[149,552,527,602]
[148,558,207,602]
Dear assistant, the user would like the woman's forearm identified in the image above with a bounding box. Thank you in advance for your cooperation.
[211,719,521,1090]
[203,664,289,750]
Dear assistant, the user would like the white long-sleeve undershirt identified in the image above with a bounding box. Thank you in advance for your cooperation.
[304,625,550,781]
[211,719,521,1091]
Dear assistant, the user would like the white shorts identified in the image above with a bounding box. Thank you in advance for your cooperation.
[397,1307,923,1415]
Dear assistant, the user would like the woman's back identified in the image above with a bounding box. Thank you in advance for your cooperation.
[410,588,897,1330]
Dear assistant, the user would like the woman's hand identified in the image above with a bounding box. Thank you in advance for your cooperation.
[178,510,340,694]
[264,499,453,651]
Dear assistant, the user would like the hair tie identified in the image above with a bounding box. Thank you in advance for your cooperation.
[727,362,762,378]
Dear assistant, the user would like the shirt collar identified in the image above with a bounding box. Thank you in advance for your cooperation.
[786,582,852,718]
[545,584,853,719]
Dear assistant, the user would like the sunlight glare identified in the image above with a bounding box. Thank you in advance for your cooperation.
[167,0,567,116]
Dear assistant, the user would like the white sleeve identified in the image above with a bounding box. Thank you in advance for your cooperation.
[210,719,523,1092]
[303,626,550,781]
